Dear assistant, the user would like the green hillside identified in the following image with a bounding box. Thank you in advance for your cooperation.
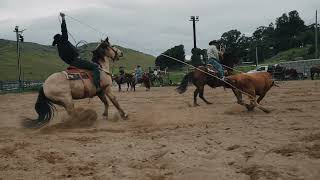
[0,39,155,81]
[264,45,314,64]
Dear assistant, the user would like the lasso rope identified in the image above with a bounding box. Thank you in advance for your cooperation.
[65,14,107,38]
[59,13,256,99]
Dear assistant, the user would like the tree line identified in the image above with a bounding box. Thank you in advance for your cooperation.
[155,10,319,69]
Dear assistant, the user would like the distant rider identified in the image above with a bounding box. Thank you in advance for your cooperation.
[119,66,125,83]
[135,65,143,82]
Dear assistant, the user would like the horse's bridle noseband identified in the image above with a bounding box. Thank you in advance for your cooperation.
[108,45,119,62]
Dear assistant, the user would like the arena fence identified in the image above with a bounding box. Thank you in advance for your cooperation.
[0,81,43,92]
[279,59,320,77]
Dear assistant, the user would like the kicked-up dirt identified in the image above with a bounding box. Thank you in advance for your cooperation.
[0,80,320,180]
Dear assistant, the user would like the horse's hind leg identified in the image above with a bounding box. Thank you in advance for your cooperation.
[127,82,130,91]
[59,95,74,115]
[199,86,212,105]
[97,91,109,120]
[257,93,266,104]
[105,86,128,119]
[247,90,270,113]
[194,88,200,106]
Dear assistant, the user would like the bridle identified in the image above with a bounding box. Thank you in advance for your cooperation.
[94,41,120,63]
[108,45,119,62]
[92,41,120,76]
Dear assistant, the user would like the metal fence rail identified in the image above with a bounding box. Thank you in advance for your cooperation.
[279,59,320,77]
[0,81,43,92]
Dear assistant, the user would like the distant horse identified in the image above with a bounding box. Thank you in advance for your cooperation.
[150,70,166,87]
[113,73,134,91]
[311,65,320,80]
[131,73,151,91]
[113,73,151,91]
[284,68,299,80]
[176,52,239,106]
[24,37,128,128]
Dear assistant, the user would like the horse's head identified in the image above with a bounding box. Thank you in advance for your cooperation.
[92,37,123,65]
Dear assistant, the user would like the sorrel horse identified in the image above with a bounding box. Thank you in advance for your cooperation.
[176,52,239,106]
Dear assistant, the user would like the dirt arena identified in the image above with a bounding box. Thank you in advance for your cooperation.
[0,80,320,180]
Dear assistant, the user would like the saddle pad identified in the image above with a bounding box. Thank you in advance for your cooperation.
[64,72,90,80]
[64,66,92,80]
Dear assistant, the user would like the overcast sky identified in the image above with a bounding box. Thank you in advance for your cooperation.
[0,0,319,56]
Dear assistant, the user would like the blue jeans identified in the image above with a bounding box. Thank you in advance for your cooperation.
[208,58,224,77]
[135,74,142,82]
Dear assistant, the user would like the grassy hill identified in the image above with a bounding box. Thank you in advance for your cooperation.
[236,46,315,73]
[0,39,155,81]
[264,45,314,64]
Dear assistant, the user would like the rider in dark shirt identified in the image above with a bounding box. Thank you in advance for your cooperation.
[118,66,125,83]
[52,13,100,89]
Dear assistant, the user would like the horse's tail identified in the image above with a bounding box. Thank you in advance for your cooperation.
[176,72,193,94]
[23,86,55,128]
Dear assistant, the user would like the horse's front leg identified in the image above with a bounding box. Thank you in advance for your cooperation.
[97,91,109,120]
[127,82,130,91]
[118,83,122,92]
[232,89,244,105]
[105,86,128,119]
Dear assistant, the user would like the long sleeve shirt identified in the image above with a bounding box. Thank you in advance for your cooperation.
[56,18,79,64]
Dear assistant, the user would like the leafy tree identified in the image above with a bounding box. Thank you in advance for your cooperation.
[155,45,185,70]
[211,10,312,63]
[219,29,251,62]
[275,10,306,51]
[190,48,203,67]
[220,29,242,52]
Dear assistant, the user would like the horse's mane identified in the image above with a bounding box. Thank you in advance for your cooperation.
[91,42,109,63]
[91,52,100,64]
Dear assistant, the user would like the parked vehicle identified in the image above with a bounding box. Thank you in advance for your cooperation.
[247,65,269,73]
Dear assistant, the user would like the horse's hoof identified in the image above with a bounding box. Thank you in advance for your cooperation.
[245,104,255,111]
[121,113,129,120]
[194,103,200,107]
[206,102,213,105]
[102,113,108,120]
[263,110,271,114]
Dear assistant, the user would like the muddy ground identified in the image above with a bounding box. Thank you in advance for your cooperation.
[0,80,320,180]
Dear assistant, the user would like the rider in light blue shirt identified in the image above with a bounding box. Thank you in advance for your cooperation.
[135,65,143,82]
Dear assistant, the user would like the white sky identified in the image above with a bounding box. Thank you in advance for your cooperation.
[0,0,319,56]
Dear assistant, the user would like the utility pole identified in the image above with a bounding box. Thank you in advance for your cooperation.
[316,10,318,59]
[13,26,25,90]
[255,46,259,67]
[189,16,199,49]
